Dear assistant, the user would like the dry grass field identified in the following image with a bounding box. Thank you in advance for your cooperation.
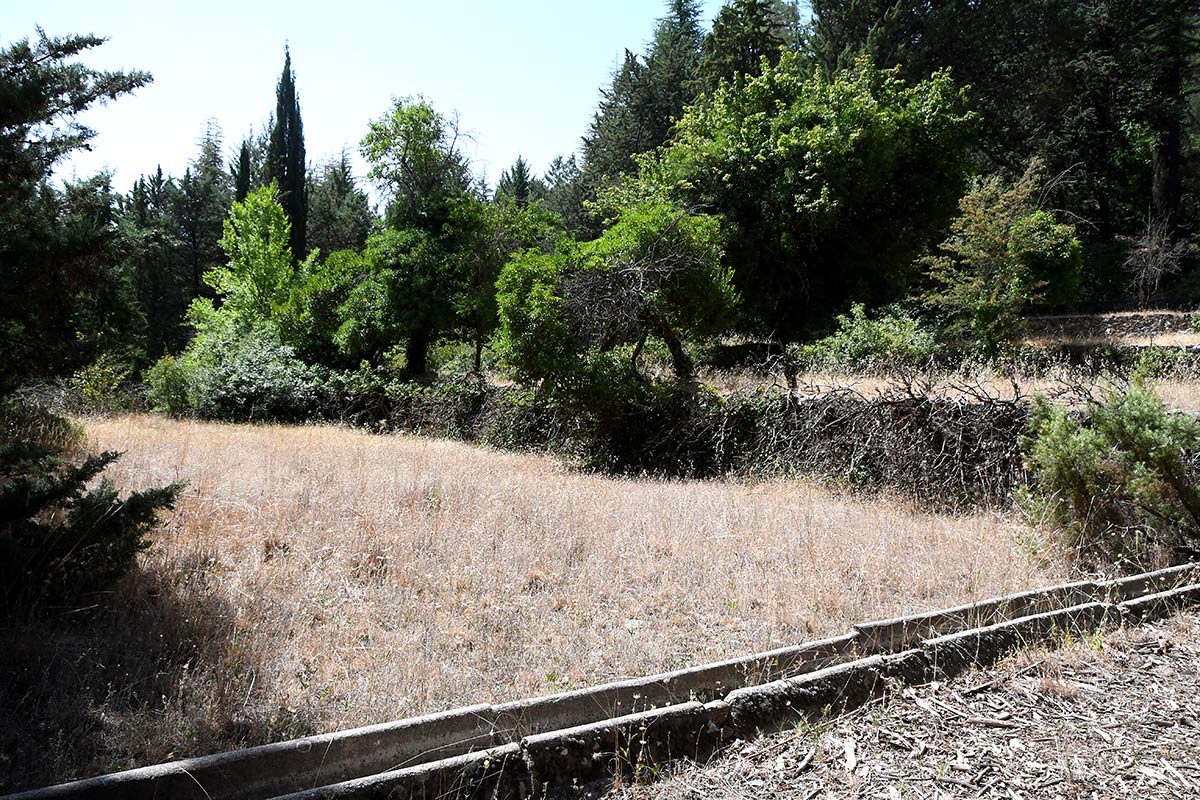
[2,414,1055,790]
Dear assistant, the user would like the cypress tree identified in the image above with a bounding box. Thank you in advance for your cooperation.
[233,139,252,202]
[266,46,307,258]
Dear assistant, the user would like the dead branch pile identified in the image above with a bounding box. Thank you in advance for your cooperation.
[725,380,1029,509]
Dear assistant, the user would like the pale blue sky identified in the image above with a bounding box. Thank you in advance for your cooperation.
[4,1,733,192]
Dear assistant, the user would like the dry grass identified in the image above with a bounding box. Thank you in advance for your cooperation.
[2,414,1055,790]
[699,368,1200,412]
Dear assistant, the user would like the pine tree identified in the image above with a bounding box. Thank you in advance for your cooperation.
[306,149,373,256]
[496,155,545,207]
[175,121,231,297]
[697,0,790,92]
[266,46,307,258]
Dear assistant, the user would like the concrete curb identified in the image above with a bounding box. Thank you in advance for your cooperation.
[7,563,1197,800]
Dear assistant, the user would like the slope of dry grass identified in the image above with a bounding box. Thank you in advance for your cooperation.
[2,415,1055,791]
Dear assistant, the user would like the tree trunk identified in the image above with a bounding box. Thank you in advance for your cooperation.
[473,337,483,375]
[405,326,430,377]
[652,315,693,383]
[1150,5,1187,232]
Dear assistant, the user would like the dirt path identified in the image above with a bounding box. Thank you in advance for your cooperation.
[611,612,1200,799]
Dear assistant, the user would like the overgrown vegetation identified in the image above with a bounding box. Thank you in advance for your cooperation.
[1022,384,1200,570]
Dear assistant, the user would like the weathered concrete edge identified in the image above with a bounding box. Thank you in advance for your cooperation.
[8,564,1197,800]
[297,596,1158,800]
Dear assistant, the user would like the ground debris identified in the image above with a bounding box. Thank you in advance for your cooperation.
[609,612,1200,799]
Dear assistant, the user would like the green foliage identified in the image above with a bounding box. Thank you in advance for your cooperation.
[807,0,1196,279]
[798,303,938,371]
[209,183,313,320]
[145,314,325,420]
[696,0,795,92]
[64,352,135,413]
[925,164,1082,359]
[278,248,365,364]
[647,51,976,336]
[266,46,307,257]
[306,149,372,257]
[576,0,705,234]
[496,201,735,394]
[0,29,150,389]
[333,227,449,375]
[153,184,327,418]
[1022,385,1200,569]
[0,400,183,611]
[361,96,472,233]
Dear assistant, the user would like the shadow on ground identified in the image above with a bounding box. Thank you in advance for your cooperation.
[0,559,317,794]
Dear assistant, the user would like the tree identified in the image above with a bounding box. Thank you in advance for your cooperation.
[306,149,373,257]
[543,154,590,235]
[449,192,561,372]
[0,30,151,389]
[0,32,178,612]
[495,155,546,207]
[175,121,232,298]
[496,202,736,389]
[266,46,307,258]
[361,96,473,233]
[203,183,312,322]
[333,228,451,376]
[1123,215,1191,308]
[697,0,793,92]
[122,166,189,357]
[647,52,976,337]
[924,165,1083,358]
[806,0,1200,298]
[233,139,252,202]
[576,1,706,235]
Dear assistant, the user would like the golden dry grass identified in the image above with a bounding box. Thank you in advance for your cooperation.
[700,368,1200,412]
[4,414,1056,788]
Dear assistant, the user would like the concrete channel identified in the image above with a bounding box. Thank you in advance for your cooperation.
[5,563,1198,800]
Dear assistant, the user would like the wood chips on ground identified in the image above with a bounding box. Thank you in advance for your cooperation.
[609,612,1200,800]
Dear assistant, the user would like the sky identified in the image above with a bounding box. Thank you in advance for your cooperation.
[3,0,731,194]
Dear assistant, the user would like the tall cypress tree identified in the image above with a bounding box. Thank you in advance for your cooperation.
[233,139,252,202]
[266,46,306,257]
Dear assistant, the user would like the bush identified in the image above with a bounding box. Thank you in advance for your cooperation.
[0,400,184,611]
[1021,385,1200,570]
[63,352,137,414]
[145,311,326,421]
[925,163,1082,359]
[798,303,938,372]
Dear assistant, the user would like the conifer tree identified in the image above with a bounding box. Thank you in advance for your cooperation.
[697,0,790,92]
[307,149,373,256]
[266,46,307,258]
[233,139,252,202]
[496,155,545,207]
[175,121,231,297]
[576,1,705,235]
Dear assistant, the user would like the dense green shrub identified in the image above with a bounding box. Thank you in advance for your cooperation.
[645,52,976,336]
[146,312,325,421]
[1021,385,1200,570]
[0,400,183,611]
[496,201,735,397]
[798,303,939,372]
